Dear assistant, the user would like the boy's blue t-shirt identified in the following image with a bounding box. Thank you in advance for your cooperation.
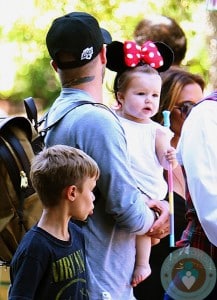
[9,221,89,300]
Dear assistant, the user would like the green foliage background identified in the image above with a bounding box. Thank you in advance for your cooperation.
[0,0,211,109]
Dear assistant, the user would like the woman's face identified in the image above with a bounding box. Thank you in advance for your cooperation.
[170,83,204,143]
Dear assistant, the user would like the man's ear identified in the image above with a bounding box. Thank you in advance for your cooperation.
[51,60,58,72]
[100,45,107,65]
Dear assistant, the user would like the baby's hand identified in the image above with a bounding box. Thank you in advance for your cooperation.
[151,238,160,246]
[165,147,178,168]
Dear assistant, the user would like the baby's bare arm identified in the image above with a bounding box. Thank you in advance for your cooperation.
[155,129,178,170]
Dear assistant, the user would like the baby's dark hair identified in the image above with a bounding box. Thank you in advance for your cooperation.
[30,145,100,207]
[114,64,159,104]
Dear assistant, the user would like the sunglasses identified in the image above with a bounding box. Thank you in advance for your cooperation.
[173,101,195,119]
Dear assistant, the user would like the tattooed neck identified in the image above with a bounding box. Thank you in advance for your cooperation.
[62,76,94,87]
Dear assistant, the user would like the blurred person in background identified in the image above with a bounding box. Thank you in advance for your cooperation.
[172,91,217,300]
[133,15,187,67]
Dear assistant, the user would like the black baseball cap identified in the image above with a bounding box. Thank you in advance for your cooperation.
[46,12,112,69]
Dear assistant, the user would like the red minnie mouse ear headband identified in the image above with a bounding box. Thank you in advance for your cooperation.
[106,40,174,73]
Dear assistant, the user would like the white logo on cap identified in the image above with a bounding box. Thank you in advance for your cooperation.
[81,47,93,61]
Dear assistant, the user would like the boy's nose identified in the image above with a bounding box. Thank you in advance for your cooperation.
[92,193,95,202]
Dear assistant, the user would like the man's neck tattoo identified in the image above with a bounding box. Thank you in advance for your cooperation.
[63,76,94,87]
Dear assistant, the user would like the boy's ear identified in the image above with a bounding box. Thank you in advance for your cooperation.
[65,185,77,201]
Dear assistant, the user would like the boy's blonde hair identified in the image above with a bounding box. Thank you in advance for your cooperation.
[30,145,100,207]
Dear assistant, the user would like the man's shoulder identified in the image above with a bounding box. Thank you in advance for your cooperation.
[69,101,120,125]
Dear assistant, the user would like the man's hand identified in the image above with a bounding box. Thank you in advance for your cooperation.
[147,200,170,239]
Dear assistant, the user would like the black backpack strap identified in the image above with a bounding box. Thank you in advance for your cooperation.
[0,122,36,226]
[0,136,26,225]
[23,98,120,148]
[41,100,119,135]
[23,97,120,138]
[1,129,34,197]
[0,136,21,197]
[41,100,93,133]
[24,97,38,131]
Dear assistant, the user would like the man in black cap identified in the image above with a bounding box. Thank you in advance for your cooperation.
[44,11,170,300]
[46,12,112,70]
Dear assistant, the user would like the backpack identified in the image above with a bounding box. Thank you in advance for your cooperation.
[0,96,117,266]
[0,100,43,266]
